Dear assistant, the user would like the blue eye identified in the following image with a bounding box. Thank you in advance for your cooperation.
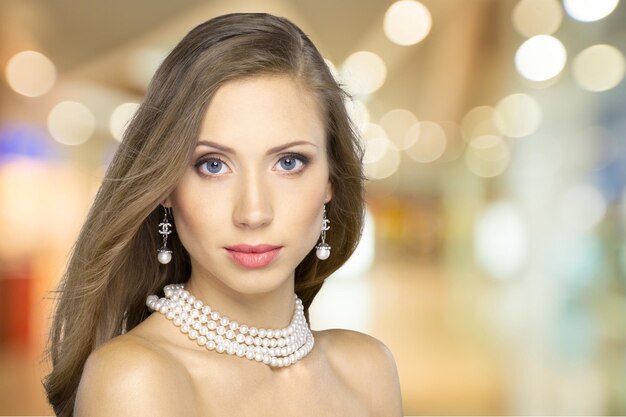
[197,157,230,176]
[278,156,302,171]
[194,153,310,178]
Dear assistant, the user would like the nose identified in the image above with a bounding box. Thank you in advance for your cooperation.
[232,172,273,229]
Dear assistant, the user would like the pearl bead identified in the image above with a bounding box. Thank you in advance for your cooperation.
[316,247,330,260]
[157,251,172,264]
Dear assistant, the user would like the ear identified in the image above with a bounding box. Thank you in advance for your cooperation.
[161,196,173,208]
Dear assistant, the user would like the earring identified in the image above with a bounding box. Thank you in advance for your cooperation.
[157,206,173,264]
[315,204,331,260]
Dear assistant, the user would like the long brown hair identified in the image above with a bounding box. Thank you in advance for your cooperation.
[42,12,365,416]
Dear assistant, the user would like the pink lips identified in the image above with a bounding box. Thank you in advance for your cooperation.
[225,244,282,269]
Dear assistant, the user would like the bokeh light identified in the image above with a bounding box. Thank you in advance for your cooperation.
[405,121,447,163]
[379,109,419,150]
[474,201,528,280]
[494,93,542,138]
[109,102,139,142]
[341,51,387,95]
[383,0,432,46]
[47,101,96,146]
[363,126,400,180]
[515,35,567,82]
[572,44,626,92]
[465,135,511,177]
[5,51,56,97]
[563,0,619,22]
[461,106,499,141]
[362,123,390,164]
[512,0,563,37]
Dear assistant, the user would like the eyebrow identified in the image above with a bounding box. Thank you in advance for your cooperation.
[196,140,318,155]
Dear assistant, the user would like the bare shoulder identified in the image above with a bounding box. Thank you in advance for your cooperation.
[74,333,198,417]
[316,328,404,416]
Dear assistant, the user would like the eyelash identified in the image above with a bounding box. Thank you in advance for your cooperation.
[194,153,311,178]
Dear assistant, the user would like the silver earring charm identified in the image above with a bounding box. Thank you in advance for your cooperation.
[315,204,331,260]
[157,206,173,264]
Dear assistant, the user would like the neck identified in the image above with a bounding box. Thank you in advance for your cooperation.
[183,269,297,330]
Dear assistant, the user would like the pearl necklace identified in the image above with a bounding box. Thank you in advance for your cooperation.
[146,284,314,367]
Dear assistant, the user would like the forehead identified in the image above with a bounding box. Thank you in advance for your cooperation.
[198,75,326,150]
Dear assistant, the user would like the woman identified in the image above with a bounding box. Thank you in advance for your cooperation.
[43,12,403,416]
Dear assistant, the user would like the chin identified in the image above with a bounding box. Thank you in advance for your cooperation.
[225,276,290,296]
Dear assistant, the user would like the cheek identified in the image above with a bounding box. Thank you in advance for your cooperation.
[281,191,325,250]
[170,184,225,252]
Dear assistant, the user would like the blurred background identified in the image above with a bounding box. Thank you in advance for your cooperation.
[1,0,625,415]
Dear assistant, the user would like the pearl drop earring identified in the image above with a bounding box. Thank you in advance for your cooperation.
[157,206,173,264]
[315,204,331,260]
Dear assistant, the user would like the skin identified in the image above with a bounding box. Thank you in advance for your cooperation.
[74,75,404,416]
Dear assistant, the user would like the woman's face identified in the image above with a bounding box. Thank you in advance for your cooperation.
[165,74,332,294]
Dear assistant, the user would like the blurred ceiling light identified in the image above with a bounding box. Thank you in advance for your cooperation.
[461,106,498,142]
[379,108,419,150]
[383,0,432,46]
[465,135,510,177]
[47,101,95,146]
[563,0,619,22]
[494,93,542,137]
[512,0,563,37]
[340,51,387,95]
[5,50,56,97]
[474,201,528,280]
[109,102,139,142]
[515,35,567,81]
[558,184,607,232]
[572,44,625,92]
[405,121,447,163]
[345,98,370,135]
[362,123,390,164]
